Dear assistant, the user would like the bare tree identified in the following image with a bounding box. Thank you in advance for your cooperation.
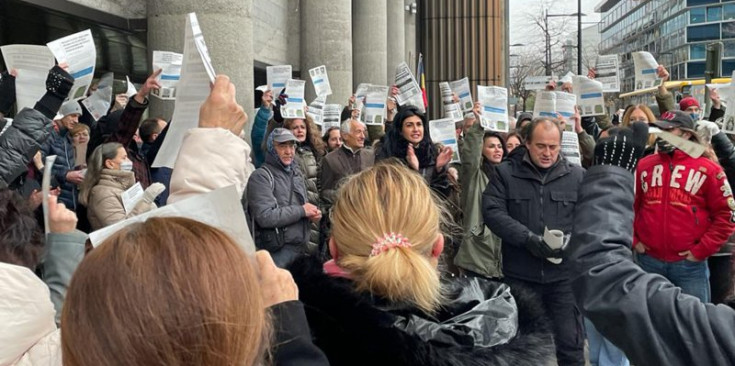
[521,0,575,76]
[509,52,545,112]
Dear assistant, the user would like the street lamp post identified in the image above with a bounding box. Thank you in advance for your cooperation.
[544,10,585,76]
[578,0,582,75]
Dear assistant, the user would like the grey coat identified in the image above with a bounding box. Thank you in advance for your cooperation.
[43,230,87,325]
[247,152,310,248]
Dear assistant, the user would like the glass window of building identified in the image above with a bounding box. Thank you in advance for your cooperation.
[690,7,706,24]
[687,61,706,78]
[724,40,735,57]
[723,60,735,77]
[690,43,706,59]
[687,24,720,42]
[687,0,720,6]
[724,21,735,39]
[725,4,735,21]
[708,6,722,22]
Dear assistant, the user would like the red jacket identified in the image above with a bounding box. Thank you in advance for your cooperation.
[634,150,735,261]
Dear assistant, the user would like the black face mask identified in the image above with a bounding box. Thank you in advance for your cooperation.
[655,138,675,154]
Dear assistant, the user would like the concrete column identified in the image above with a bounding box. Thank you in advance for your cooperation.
[404,0,417,72]
[386,0,406,84]
[147,0,253,124]
[286,0,301,71]
[301,1,352,105]
[352,0,387,88]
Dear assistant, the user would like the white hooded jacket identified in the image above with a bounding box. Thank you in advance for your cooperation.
[0,262,61,366]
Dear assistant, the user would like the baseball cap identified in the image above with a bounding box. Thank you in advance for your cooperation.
[652,110,695,131]
[679,96,700,111]
[270,128,299,143]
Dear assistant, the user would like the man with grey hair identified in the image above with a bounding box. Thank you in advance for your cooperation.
[317,118,374,255]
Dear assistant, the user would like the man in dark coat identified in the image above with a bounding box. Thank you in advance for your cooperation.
[482,117,586,366]
[317,119,375,257]
[41,101,84,210]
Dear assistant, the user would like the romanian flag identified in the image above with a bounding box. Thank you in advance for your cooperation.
[417,53,428,110]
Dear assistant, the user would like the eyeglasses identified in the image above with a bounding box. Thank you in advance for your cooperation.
[629,118,649,123]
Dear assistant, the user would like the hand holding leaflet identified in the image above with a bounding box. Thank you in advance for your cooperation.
[46,29,96,101]
[152,13,217,169]
[477,85,509,132]
[308,65,332,97]
[633,52,660,90]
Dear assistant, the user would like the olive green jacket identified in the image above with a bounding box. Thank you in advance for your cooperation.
[453,123,503,278]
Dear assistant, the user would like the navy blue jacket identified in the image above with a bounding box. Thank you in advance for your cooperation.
[40,124,77,210]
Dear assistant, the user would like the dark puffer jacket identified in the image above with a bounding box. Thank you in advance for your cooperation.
[710,131,735,188]
[483,146,585,283]
[289,256,555,366]
[295,145,321,250]
[40,124,77,210]
[0,108,51,187]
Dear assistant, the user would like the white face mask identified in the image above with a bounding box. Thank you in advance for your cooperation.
[120,160,133,171]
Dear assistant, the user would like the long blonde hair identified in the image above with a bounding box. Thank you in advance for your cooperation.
[331,162,446,314]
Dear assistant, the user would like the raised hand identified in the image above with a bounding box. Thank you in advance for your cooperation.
[407,144,419,171]
[198,75,248,136]
[262,89,273,108]
[710,88,721,109]
[256,250,299,307]
[436,146,453,170]
[134,68,163,104]
[48,194,78,233]
[594,122,649,172]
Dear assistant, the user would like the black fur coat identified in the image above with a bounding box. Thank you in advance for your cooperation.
[289,257,555,366]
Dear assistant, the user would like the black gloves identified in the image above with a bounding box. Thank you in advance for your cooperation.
[0,70,17,115]
[525,233,563,259]
[593,121,649,172]
[34,65,75,120]
[272,90,288,123]
[46,65,75,99]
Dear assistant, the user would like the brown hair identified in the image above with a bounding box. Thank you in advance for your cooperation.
[621,104,656,127]
[70,123,90,137]
[622,105,657,147]
[61,217,269,365]
[0,189,43,270]
[284,115,326,157]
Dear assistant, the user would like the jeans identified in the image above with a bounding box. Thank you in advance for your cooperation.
[585,318,629,366]
[637,253,711,303]
[271,244,304,268]
[504,277,585,366]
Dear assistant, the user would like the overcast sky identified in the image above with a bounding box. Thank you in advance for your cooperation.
[509,0,603,50]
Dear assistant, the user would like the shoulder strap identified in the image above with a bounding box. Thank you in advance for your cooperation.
[261,165,275,192]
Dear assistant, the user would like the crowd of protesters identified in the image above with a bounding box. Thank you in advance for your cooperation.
[1,47,735,366]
